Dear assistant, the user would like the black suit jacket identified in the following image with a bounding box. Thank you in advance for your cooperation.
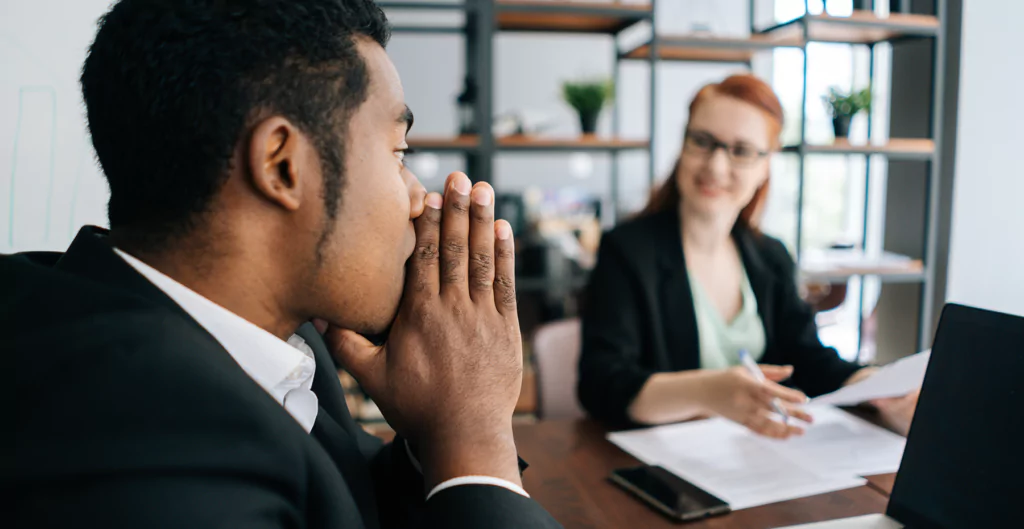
[5,227,561,529]
[577,209,862,425]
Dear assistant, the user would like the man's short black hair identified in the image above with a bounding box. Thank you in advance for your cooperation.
[81,0,390,245]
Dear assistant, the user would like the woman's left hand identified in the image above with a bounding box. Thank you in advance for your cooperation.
[870,390,920,436]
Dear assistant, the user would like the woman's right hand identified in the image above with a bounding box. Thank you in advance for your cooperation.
[699,365,812,439]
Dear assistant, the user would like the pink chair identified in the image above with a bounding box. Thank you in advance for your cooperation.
[532,318,584,419]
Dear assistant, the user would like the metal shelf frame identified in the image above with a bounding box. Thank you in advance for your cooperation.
[769,1,945,354]
[379,0,658,222]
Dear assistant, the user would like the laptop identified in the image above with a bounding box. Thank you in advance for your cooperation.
[779,303,1024,528]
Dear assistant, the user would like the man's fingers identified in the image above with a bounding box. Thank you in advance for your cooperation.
[409,193,443,295]
[440,173,472,296]
[760,364,794,382]
[468,182,495,304]
[493,220,517,317]
[325,327,384,393]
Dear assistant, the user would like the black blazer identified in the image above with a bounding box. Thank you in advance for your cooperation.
[577,209,862,425]
[5,227,561,529]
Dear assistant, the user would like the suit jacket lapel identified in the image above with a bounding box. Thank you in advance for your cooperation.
[654,210,702,371]
[311,409,380,529]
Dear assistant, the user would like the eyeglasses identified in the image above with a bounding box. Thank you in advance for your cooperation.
[683,130,770,167]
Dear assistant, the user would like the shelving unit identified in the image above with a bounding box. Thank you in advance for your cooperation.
[407,134,480,152]
[383,0,948,353]
[495,0,649,33]
[759,10,939,44]
[762,6,945,352]
[622,34,800,64]
[383,0,657,218]
[783,138,936,161]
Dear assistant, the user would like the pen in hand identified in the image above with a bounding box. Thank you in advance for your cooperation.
[738,349,790,425]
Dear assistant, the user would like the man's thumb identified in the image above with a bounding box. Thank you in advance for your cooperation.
[325,327,382,388]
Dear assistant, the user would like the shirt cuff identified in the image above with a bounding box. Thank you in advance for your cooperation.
[426,476,530,501]
[405,440,529,500]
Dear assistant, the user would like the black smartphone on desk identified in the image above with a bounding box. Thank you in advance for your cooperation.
[609,465,730,522]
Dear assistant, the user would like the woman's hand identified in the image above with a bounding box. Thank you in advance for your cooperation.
[871,390,920,436]
[699,365,813,439]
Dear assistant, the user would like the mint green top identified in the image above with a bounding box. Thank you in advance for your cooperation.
[687,264,767,369]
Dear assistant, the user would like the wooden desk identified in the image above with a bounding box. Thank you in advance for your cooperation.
[865,474,897,497]
[514,419,894,529]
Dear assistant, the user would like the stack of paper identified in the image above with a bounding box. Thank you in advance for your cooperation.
[608,405,906,511]
[812,351,930,407]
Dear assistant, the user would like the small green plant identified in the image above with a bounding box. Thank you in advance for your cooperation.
[561,79,615,115]
[824,86,872,118]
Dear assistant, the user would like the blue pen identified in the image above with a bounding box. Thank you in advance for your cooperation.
[738,349,789,425]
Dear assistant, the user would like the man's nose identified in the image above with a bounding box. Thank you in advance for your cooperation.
[404,167,427,219]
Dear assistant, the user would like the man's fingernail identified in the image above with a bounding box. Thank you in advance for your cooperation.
[472,186,492,206]
[496,222,512,240]
[425,193,443,209]
[453,174,471,196]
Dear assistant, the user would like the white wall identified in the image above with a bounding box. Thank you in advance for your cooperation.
[945,0,1024,317]
[0,0,113,254]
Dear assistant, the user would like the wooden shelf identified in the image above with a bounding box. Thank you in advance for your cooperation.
[801,265,925,284]
[497,135,649,152]
[783,138,935,160]
[375,1,467,10]
[761,11,939,45]
[799,250,925,283]
[496,1,651,34]
[407,135,479,152]
[623,34,800,63]
[407,135,648,153]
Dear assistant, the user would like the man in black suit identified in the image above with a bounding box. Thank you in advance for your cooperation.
[4,1,561,527]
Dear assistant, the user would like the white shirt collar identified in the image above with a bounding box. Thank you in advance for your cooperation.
[114,248,318,432]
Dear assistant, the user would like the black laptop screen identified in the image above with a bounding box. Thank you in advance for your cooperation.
[886,304,1024,528]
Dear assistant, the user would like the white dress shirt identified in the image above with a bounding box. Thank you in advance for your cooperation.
[114,249,527,500]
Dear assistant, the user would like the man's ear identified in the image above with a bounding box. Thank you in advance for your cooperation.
[246,116,305,212]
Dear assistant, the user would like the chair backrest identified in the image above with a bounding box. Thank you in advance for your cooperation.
[532,318,584,420]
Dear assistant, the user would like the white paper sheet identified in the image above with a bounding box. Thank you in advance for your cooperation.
[607,406,906,511]
[775,513,904,529]
[765,406,906,477]
[812,351,930,407]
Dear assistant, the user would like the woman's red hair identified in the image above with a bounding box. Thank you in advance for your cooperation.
[640,74,783,231]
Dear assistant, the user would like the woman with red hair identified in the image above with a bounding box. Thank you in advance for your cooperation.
[577,74,915,437]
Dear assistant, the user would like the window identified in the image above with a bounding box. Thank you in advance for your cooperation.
[761,0,890,361]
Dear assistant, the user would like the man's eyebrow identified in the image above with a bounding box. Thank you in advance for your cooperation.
[397,105,414,133]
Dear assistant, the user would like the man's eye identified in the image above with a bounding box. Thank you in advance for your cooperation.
[396,147,416,164]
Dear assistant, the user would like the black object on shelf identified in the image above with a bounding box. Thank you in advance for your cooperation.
[579,109,599,134]
[495,193,526,236]
[832,115,852,139]
[457,76,478,135]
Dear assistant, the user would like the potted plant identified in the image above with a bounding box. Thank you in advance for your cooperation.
[824,86,871,140]
[562,79,614,135]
